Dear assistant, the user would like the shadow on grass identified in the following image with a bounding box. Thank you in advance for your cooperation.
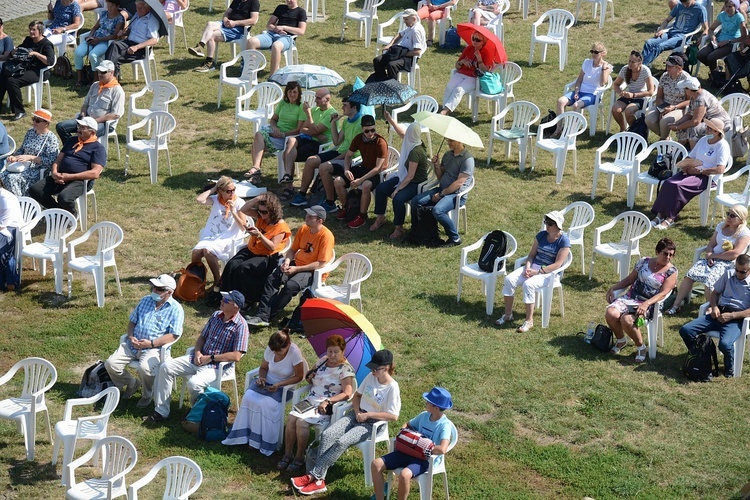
[6,459,57,486]
[631,22,661,34]
[420,292,496,324]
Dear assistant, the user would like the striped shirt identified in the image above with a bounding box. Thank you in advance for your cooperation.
[191,311,249,368]
[128,296,185,355]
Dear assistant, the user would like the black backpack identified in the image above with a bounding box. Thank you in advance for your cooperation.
[77,360,114,398]
[628,114,649,144]
[199,397,229,441]
[343,189,362,222]
[478,230,508,272]
[407,205,442,247]
[683,333,720,382]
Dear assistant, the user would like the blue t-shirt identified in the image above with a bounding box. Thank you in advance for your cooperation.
[717,11,745,42]
[50,0,82,30]
[59,138,107,188]
[532,231,571,267]
[0,36,13,56]
[408,412,452,444]
[669,3,707,35]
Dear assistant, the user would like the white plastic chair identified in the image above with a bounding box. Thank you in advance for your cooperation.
[612,288,664,360]
[418,0,453,46]
[178,347,242,411]
[379,146,401,181]
[125,111,177,185]
[52,387,120,486]
[75,179,98,232]
[305,0,327,22]
[234,82,283,144]
[720,93,750,123]
[65,435,137,500]
[217,50,266,109]
[533,111,587,184]
[24,65,54,111]
[14,197,41,270]
[487,100,540,171]
[311,253,373,312]
[242,360,309,451]
[128,456,203,500]
[127,80,179,130]
[447,176,475,234]
[99,118,121,161]
[591,132,648,202]
[559,201,595,274]
[562,75,612,136]
[698,302,749,377]
[47,13,85,57]
[630,140,688,208]
[396,55,422,93]
[512,251,573,328]
[20,208,77,295]
[166,0,190,56]
[67,221,124,307]
[375,11,406,55]
[386,421,458,500]
[337,401,390,487]
[388,95,438,156]
[574,0,614,28]
[340,0,386,48]
[478,0,511,40]
[712,165,750,226]
[700,153,732,227]
[589,210,651,280]
[472,61,523,123]
[528,9,574,71]
[0,135,15,163]
[129,45,158,84]
[517,0,537,19]
[457,231,518,315]
[0,357,56,462]
[290,377,356,449]
[208,0,230,13]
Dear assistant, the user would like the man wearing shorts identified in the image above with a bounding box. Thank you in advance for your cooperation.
[246,0,307,75]
[188,0,260,72]
[291,97,362,211]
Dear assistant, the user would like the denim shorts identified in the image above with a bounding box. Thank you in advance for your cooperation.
[563,91,597,108]
[220,25,246,42]
[254,31,294,50]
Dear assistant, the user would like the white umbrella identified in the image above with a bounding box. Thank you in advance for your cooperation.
[269,65,345,89]
[412,111,484,149]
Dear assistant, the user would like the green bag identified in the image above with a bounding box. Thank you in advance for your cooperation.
[479,71,504,95]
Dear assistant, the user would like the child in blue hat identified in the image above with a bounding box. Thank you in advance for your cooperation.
[370,387,454,500]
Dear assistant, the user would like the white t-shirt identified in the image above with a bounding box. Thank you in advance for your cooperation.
[713,222,750,254]
[580,58,604,94]
[357,372,401,417]
[689,137,731,172]
[0,188,22,229]
[398,23,426,52]
[263,343,305,385]
[198,194,244,242]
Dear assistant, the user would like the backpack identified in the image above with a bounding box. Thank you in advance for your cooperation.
[628,114,649,144]
[77,360,114,398]
[173,262,206,302]
[478,230,508,272]
[406,205,442,247]
[536,109,556,139]
[199,396,229,441]
[683,333,720,382]
[343,189,362,222]
[441,26,461,50]
[730,115,749,159]
[53,53,73,80]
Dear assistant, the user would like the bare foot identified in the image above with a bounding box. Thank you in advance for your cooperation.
[370,218,386,231]
[389,227,404,239]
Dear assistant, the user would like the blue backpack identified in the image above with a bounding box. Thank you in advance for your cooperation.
[200,398,229,441]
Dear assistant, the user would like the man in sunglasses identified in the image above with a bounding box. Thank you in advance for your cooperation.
[679,254,750,378]
[55,60,125,144]
[145,290,249,424]
[641,0,708,66]
[104,274,184,408]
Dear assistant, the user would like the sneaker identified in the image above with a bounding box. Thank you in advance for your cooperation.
[348,215,366,229]
[123,379,141,399]
[194,61,214,72]
[188,45,204,58]
[245,316,270,328]
[441,237,462,247]
[517,321,533,333]
[291,193,309,207]
[299,479,327,495]
[321,200,338,213]
[336,209,348,221]
[292,474,314,490]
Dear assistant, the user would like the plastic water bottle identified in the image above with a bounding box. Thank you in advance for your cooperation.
[584,321,595,343]
[656,153,663,164]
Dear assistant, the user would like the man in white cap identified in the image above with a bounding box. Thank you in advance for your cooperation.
[369,9,425,82]
[29,115,106,216]
[105,274,184,408]
[56,60,125,144]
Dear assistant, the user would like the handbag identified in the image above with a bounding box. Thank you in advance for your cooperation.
[478,71,504,95]
[5,161,30,173]
[647,152,673,181]
[590,324,613,352]
[394,428,434,460]
[173,262,206,302]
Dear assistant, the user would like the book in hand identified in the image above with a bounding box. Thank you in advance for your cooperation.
[293,399,315,414]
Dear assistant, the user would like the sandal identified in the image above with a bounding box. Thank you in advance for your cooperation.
[650,216,662,227]
[279,188,295,201]
[656,219,674,230]
[279,173,293,185]
[277,456,293,470]
[610,338,628,354]
[494,314,512,326]
[666,304,681,315]
[369,219,386,231]
[287,459,305,472]
[517,320,533,333]
[243,167,262,183]
[634,345,648,363]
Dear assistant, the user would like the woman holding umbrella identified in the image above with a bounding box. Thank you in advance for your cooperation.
[440,24,505,115]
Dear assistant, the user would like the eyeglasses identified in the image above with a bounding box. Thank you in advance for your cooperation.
[544,218,557,227]
[590,50,602,54]
[32,117,46,123]
[727,211,740,219]
[472,37,483,42]
[222,188,235,194]
[257,209,269,214]
[735,268,750,275]
[362,128,376,134]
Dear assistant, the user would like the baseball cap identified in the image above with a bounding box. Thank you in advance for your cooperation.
[305,205,327,221]
[95,60,115,72]
[149,274,177,291]
[76,116,98,130]
[365,349,394,370]
[220,290,245,309]
[677,77,701,91]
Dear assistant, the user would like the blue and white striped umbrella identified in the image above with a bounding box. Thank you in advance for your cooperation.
[269,65,345,89]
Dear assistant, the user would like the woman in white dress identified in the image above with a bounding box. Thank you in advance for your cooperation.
[192,176,247,286]
[223,329,306,455]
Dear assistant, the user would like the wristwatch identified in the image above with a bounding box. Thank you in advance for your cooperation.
[210,354,215,362]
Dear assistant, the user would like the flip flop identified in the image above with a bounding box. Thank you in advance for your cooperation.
[369,219,386,231]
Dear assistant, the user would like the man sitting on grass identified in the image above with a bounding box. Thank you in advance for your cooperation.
[188,0,259,73]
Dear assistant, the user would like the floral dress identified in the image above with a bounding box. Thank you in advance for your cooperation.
[0,129,59,197]
[609,257,677,318]
[295,359,356,425]
[686,222,750,291]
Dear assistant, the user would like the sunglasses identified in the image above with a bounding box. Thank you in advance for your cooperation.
[152,286,168,292]
[98,70,109,75]
[222,188,235,194]
[727,211,740,219]
[472,37,483,42]
[735,268,750,275]
[222,297,234,304]
[544,218,557,227]
[362,128,376,134]
[257,209,269,214]
[32,117,46,123]
[590,50,602,54]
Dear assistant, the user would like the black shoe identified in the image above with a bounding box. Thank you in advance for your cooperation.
[205,290,222,307]
[10,113,25,122]
[142,412,166,425]
[441,238,462,247]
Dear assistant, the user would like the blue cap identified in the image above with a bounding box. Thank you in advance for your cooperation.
[220,290,245,309]
[423,387,453,410]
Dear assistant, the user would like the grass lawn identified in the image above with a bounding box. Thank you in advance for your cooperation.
[2,0,750,498]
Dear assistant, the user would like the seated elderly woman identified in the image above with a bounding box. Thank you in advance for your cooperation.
[223,329,305,455]
[291,349,400,496]
[668,77,731,148]
[651,117,731,230]
[1,109,60,197]
[645,53,690,140]
[495,210,571,333]
[440,30,501,115]
[611,49,655,133]
[44,0,83,49]
[73,0,124,87]
[244,81,305,183]
[278,334,355,473]
[192,176,247,292]
[605,238,678,363]
[370,118,431,239]
[211,192,291,307]
[698,0,747,75]
[551,42,613,138]
[668,205,750,315]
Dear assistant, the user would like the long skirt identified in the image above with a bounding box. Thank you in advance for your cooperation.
[651,172,708,220]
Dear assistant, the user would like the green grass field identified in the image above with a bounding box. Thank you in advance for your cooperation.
[2,0,750,498]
